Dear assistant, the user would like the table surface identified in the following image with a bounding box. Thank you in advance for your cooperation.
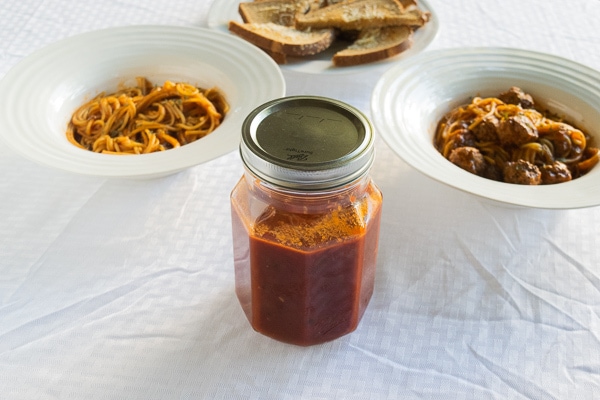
[2,1,600,399]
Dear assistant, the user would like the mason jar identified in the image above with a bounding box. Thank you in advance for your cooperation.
[230,96,383,346]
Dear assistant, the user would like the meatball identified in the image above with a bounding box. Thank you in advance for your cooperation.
[546,125,573,158]
[453,126,477,148]
[503,160,541,185]
[541,161,572,184]
[497,114,538,146]
[498,86,535,109]
[470,115,499,142]
[448,146,486,175]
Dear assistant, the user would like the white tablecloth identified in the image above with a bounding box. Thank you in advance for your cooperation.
[1,1,600,399]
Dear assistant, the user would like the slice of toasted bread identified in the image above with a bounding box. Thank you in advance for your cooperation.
[295,0,428,30]
[228,21,335,57]
[238,0,311,25]
[332,25,413,67]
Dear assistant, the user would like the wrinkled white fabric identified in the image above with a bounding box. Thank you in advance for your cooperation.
[1,1,599,398]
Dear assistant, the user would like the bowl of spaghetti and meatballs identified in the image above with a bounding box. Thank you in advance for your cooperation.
[371,47,600,209]
[436,86,598,186]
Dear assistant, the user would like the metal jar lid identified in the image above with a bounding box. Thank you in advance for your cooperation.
[240,96,374,190]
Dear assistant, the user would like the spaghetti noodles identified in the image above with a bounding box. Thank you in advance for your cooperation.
[434,87,599,185]
[67,77,229,154]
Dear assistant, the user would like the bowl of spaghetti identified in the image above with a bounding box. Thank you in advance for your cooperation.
[371,47,600,209]
[0,25,285,178]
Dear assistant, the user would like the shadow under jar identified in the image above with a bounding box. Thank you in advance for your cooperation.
[230,96,383,346]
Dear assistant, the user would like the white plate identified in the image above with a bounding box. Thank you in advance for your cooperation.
[371,47,600,209]
[207,0,439,75]
[0,25,285,179]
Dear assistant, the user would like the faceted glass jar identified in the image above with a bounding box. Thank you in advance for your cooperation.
[231,171,382,346]
[230,95,382,346]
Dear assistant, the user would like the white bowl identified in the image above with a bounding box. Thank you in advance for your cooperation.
[0,25,286,179]
[371,47,600,209]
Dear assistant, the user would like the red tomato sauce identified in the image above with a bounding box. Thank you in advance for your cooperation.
[231,182,382,346]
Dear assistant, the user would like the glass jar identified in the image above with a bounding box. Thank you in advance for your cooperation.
[230,96,383,346]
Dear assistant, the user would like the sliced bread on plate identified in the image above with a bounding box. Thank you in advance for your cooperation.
[228,21,335,57]
[239,0,311,25]
[332,25,413,66]
[295,0,428,30]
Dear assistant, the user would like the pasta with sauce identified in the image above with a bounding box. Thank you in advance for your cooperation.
[66,77,229,154]
[434,87,599,185]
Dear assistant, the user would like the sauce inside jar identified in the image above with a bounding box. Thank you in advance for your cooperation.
[231,96,382,346]
[231,181,382,345]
